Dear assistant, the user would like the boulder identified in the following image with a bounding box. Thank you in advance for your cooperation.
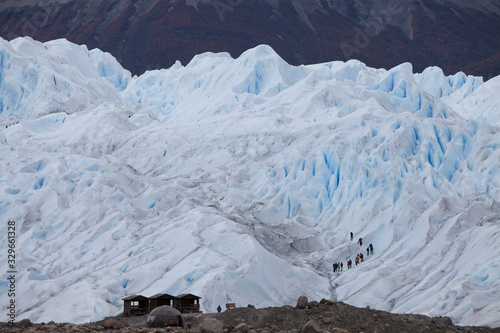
[300,320,322,333]
[307,301,319,308]
[200,318,224,333]
[17,319,32,328]
[322,311,333,324]
[233,322,249,333]
[297,296,308,309]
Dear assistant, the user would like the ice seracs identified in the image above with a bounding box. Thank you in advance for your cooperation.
[0,36,499,328]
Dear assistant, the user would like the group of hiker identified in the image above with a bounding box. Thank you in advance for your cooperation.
[333,232,374,273]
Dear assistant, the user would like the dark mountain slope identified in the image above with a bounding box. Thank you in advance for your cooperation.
[1,0,499,76]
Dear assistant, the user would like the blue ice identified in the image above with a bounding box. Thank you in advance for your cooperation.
[33,177,45,190]
[5,188,21,195]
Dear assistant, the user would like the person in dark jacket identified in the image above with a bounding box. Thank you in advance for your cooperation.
[350,232,354,241]
[369,243,374,254]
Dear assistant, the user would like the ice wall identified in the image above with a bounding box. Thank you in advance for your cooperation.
[0,37,499,327]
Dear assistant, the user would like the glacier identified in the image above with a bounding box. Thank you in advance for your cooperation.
[0,36,499,327]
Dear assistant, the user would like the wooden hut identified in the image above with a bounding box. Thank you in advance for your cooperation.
[174,294,201,313]
[149,293,175,311]
[123,295,150,316]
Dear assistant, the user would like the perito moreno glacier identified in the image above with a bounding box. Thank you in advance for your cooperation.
[0,36,499,327]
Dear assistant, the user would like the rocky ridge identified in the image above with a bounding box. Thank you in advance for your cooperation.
[2,297,499,333]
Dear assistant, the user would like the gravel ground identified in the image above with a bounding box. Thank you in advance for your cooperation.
[2,298,499,333]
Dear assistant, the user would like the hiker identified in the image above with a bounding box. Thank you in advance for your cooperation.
[366,247,369,256]
[369,243,374,254]
[358,238,363,246]
[340,262,343,271]
[347,259,352,269]
[217,305,222,313]
[350,232,353,241]
[333,262,338,272]
[355,254,360,266]
[360,253,364,262]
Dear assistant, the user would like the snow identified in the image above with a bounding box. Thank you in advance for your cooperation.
[0,36,499,327]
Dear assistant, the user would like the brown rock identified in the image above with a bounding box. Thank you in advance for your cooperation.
[300,320,322,333]
[307,301,319,309]
[17,319,32,328]
[234,323,249,333]
[297,296,308,309]
[200,318,224,333]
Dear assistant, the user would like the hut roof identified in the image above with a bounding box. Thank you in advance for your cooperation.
[176,293,201,299]
[122,295,149,301]
[150,293,175,299]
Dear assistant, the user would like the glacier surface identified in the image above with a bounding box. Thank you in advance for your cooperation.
[0,37,499,327]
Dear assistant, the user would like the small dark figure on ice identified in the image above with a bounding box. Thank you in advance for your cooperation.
[358,238,363,246]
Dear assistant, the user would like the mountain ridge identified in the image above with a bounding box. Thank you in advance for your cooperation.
[1,0,499,78]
